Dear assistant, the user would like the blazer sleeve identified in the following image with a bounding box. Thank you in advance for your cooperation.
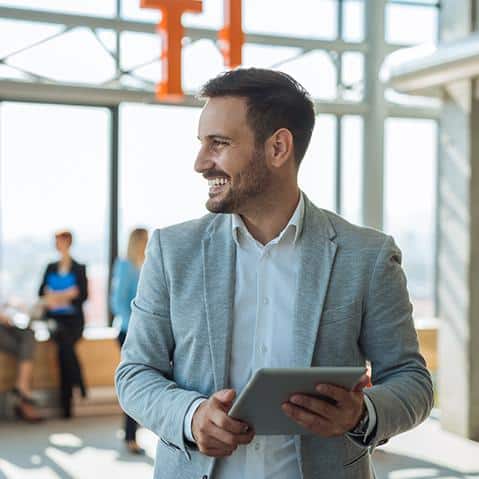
[115,230,205,459]
[360,236,434,450]
[38,264,52,297]
[77,264,88,304]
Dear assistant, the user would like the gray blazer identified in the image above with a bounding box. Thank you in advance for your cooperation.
[115,196,433,479]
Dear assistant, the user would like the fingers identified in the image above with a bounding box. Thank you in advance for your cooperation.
[208,422,254,448]
[193,389,255,458]
[289,394,338,420]
[210,407,250,434]
[212,389,236,409]
[314,384,350,405]
[284,384,366,437]
[196,420,254,456]
[282,402,338,436]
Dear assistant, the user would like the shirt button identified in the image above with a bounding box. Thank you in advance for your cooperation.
[254,442,261,452]
[261,344,267,353]
[263,297,269,305]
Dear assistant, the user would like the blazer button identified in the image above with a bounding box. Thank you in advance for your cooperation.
[202,476,208,479]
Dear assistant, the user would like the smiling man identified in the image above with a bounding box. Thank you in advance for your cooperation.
[115,68,433,479]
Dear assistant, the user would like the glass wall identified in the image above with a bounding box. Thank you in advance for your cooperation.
[384,118,438,318]
[118,104,206,254]
[0,0,441,324]
[0,102,110,326]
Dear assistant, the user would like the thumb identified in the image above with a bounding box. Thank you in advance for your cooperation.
[353,374,371,392]
[213,389,236,405]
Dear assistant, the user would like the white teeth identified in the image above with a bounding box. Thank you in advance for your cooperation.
[208,178,228,187]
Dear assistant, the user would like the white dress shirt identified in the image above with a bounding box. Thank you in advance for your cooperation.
[183,193,376,478]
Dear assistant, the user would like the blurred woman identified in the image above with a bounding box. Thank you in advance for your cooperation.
[39,230,88,418]
[111,228,148,454]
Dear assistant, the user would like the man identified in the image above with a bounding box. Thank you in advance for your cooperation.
[116,68,433,478]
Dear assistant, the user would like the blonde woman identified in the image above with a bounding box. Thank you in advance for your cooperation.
[111,228,148,454]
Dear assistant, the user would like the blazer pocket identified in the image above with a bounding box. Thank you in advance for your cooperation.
[321,300,360,326]
[343,448,369,468]
[160,437,181,454]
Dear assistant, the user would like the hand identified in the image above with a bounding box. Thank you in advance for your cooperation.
[44,293,67,309]
[63,286,79,301]
[192,389,255,457]
[281,373,370,437]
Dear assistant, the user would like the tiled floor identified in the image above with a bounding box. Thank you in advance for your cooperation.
[0,413,478,478]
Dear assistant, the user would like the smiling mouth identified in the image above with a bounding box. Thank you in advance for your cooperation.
[207,177,230,195]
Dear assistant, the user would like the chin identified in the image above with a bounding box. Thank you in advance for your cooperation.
[206,196,235,214]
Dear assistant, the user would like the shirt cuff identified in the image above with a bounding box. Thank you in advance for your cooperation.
[346,394,377,445]
[363,394,377,441]
[183,398,207,443]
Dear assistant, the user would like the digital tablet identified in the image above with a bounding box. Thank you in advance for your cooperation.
[228,367,366,435]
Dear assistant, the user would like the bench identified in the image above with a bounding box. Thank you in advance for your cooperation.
[0,322,438,419]
[0,327,122,418]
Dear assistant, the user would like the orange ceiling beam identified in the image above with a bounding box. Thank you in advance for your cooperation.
[218,0,244,68]
[141,0,203,100]
[141,0,244,100]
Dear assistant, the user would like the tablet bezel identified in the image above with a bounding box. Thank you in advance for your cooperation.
[228,366,367,435]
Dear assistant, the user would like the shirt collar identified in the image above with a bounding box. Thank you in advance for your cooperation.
[232,192,305,246]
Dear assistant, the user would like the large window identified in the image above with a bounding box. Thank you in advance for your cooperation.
[340,115,363,225]
[119,107,338,254]
[118,104,206,254]
[0,102,110,326]
[386,0,439,45]
[0,0,441,326]
[384,118,437,318]
[299,115,337,212]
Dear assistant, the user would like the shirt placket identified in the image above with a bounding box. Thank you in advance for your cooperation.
[247,244,274,478]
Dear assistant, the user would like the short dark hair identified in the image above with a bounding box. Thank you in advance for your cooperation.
[199,68,316,167]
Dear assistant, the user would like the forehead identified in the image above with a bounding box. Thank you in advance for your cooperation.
[198,96,251,138]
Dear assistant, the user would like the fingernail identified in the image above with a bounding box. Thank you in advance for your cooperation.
[243,425,249,433]
[316,385,324,392]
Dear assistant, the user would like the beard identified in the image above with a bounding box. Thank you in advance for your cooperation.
[206,148,272,214]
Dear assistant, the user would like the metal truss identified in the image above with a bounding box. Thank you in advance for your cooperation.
[0,4,427,118]
[0,2,441,235]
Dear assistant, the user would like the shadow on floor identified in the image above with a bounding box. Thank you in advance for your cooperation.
[374,449,479,478]
[0,417,154,479]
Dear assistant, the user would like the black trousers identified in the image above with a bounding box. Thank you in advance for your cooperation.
[48,315,85,418]
[118,330,138,442]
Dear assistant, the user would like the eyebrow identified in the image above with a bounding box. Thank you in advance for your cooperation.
[198,134,233,142]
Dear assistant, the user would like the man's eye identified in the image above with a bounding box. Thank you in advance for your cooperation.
[212,139,228,147]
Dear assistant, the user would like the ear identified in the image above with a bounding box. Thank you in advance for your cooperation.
[267,128,294,168]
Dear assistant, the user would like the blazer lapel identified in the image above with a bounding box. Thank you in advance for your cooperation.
[202,215,236,391]
[292,199,338,368]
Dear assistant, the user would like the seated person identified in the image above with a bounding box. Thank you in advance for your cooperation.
[0,307,43,422]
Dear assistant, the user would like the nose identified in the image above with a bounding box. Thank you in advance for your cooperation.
[194,145,215,174]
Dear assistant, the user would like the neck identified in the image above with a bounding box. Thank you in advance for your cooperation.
[239,186,300,245]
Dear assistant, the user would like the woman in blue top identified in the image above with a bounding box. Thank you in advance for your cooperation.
[111,227,148,454]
